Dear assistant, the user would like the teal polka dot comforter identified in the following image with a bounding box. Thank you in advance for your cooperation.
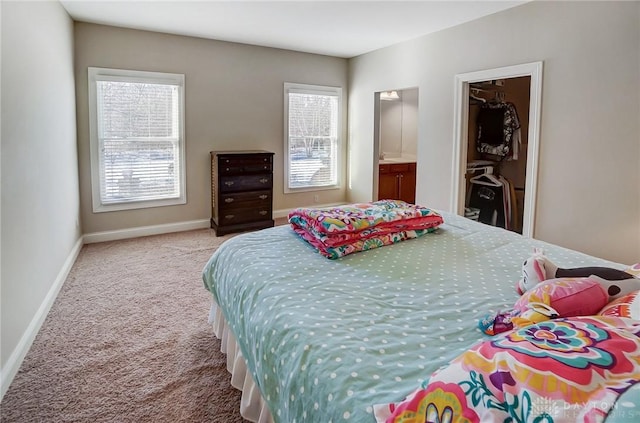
[202,211,628,423]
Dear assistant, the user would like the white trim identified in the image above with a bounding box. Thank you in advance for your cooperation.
[283,82,343,194]
[0,237,83,401]
[83,219,210,244]
[0,218,236,400]
[88,67,187,213]
[451,61,543,238]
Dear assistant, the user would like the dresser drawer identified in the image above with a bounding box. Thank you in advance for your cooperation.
[218,155,272,175]
[219,190,271,210]
[220,174,272,193]
[218,208,272,226]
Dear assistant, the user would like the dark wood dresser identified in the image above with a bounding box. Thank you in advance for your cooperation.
[210,150,275,236]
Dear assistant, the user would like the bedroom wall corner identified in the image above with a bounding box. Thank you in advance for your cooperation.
[0,1,81,399]
[347,0,640,264]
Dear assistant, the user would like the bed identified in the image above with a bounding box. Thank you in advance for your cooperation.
[202,209,640,423]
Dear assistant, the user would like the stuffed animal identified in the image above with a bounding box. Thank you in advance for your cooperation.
[480,276,610,335]
[516,248,640,296]
[480,252,640,336]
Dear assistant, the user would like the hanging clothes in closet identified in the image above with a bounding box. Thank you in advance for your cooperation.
[466,168,517,231]
[476,100,521,160]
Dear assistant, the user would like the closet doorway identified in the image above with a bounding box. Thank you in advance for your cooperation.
[451,62,543,237]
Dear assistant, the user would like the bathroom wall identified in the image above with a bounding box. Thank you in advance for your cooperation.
[379,88,418,159]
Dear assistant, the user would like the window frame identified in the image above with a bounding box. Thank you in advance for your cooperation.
[88,67,186,212]
[283,82,342,193]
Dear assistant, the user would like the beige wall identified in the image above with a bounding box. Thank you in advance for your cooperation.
[74,23,349,234]
[348,0,640,264]
[1,0,80,386]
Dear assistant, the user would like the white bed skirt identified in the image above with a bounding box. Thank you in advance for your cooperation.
[208,303,274,423]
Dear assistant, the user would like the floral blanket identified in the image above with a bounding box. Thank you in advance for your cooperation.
[288,200,443,258]
[375,316,640,423]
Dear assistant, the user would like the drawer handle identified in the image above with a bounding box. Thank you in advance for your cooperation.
[264,165,268,169]
[259,195,268,200]
[226,167,230,171]
[225,159,230,163]
[259,210,268,216]
[224,181,235,187]
[263,158,267,162]
[224,198,234,203]
[225,214,235,220]
[259,178,269,184]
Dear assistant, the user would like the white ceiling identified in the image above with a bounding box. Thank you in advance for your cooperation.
[60,0,527,58]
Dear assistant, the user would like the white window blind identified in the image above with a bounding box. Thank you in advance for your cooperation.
[285,83,341,192]
[88,68,185,212]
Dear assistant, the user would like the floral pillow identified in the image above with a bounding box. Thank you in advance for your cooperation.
[375,316,640,423]
[599,290,640,319]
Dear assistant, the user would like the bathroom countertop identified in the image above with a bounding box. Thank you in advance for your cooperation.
[379,158,417,165]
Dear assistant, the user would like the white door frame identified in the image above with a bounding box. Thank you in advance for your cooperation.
[450,61,543,237]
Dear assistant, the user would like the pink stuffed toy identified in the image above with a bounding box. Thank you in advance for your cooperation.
[480,277,610,335]
[480,251,640,336]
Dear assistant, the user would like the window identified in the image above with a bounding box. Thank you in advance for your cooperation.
[284,83,342,192]
[88,67,186,212]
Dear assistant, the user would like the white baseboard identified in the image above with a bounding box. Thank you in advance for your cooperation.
[1,210,344,400]
[83,219,210,244]
[0,236,84,401]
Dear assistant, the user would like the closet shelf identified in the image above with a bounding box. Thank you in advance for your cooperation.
[470,82,504,92]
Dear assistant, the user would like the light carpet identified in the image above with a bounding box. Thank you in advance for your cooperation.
[1,229,250,422]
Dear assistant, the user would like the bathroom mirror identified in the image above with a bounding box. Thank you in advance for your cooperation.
[377,88,418,161]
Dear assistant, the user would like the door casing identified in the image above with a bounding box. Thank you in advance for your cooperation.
[451,62,543,238]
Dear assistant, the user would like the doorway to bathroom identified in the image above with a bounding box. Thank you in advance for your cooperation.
[374,87,418,204]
